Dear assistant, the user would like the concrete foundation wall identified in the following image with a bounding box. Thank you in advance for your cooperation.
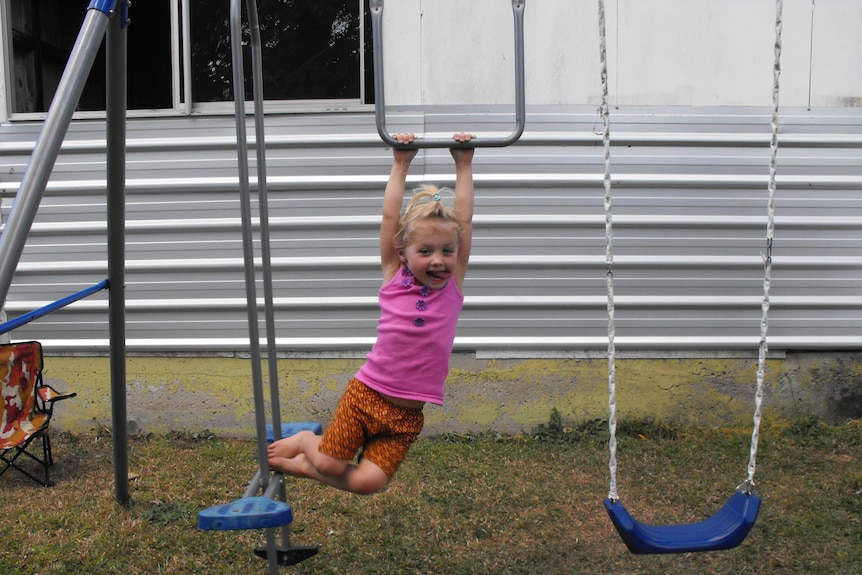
[43,352,862,438]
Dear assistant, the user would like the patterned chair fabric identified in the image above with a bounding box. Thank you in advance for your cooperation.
[1,341,76,486]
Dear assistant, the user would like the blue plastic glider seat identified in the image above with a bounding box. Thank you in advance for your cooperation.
[198,423,320,531]
[198,496,293,531]
[603,491,761,554]
[265,421,323,443]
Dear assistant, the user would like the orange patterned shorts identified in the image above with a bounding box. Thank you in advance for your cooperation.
[318,377,424,479]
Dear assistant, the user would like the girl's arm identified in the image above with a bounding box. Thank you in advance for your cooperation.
[451,133,475,291]
[380,133,418,282]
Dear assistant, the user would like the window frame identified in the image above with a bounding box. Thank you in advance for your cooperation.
[0,0,372,122]
[0,0,10,122]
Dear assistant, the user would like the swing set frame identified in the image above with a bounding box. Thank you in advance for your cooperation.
[0,0,790,568]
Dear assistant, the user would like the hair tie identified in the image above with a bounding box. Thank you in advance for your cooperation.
[432,193,441,201]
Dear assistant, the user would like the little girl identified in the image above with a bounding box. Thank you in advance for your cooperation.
[268,132,475,494]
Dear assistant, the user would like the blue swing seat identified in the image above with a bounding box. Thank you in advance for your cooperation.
[265,421,323,443]
[198,424,320,532]
[198,496,293,531]
[603,490,761,554]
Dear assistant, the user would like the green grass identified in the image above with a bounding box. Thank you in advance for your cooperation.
[1,416,860,575]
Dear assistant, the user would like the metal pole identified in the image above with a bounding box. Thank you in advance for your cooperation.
[229,0,273,499]
[246,0,283,447]
[232,3,282,570]
[107,0,130,505]
[246,0,294,561]
[0,3,115,306]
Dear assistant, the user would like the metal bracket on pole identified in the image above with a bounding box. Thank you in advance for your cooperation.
[370,0,526,149]
[120,0,130,29]
[88,0,120,16]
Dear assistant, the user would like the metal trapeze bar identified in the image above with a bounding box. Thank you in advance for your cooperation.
[370,0,526,149]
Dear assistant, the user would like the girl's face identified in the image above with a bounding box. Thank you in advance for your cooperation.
[399,219,460,289]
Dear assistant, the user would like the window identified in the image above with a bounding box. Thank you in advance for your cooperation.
[191,0,371,103]
[4,0,373,115]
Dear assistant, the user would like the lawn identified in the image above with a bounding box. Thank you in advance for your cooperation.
[1,415,859,574]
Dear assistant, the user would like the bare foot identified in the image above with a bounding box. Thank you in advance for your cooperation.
[269,453,319,480]
[267,431,310,459]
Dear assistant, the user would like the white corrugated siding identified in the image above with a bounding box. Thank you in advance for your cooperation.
[1,105,861,354]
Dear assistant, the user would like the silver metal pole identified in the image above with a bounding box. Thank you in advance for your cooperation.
[228,20,276,573]
[247,0,283,447]
[370,0,526,149]
[0,6,113,305]
[245,3,285,569]
[107,1,130,505]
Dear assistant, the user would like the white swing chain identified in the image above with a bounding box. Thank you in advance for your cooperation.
[597,0,618,502]
[747,0,783,489]
[601,0,783,500]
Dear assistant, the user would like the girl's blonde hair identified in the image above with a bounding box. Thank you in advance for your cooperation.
[393,184,463,249]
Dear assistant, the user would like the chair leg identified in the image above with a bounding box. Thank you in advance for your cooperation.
[42,433,53,485]
[0,447,53,487]
[0,433,54,487]
[44,433,54,466]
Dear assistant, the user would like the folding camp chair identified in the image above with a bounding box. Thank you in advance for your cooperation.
[1,341,76,487]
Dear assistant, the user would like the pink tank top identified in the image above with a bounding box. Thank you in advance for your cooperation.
[356,267,464,405]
